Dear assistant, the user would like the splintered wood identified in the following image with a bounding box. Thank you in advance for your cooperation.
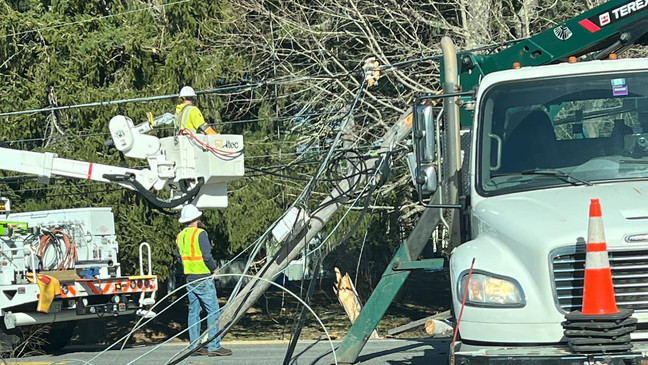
[333,268,379,339]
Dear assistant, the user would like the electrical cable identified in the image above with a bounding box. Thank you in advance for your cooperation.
[98,276,197,364]
[377,36,529,73]
[0,34,528,123]
[0,73,356,118]
[103,174,204,209]
[115,220,275,356]
[354,195,380,285]
[175,274,337,365]
[246,163,374,182]
[280,156,386,363]
[199,74,374,335]
[12,62,380,363]
[0,181,106,193]
[106,274,337,365]
[281,254,323,365]
[452,258,476,352]
[0,186,121,199]
[0,149,377,197]
[37,229,78,270]
[308,169,373,215]
[306,152,388,257]
[294,79,366,207]
[0,147,334,187]
[324,149,371,201]
[275,160,386,354]
[309,141,405,216]
[0,113,320,146]
[37,231,63,270]
[226,98,374,326]
[178,129,243,159]
[247,150,388,355]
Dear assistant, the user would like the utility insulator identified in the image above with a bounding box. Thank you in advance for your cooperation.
[363,57,380,87]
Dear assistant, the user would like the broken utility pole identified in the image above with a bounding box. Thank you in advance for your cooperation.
[218,108,414,335]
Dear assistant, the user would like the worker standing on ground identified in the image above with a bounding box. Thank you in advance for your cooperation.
[175,86,218,135]
[176,204,232,357]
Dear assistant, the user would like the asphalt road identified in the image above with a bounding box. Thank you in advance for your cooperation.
[4,338,451,364]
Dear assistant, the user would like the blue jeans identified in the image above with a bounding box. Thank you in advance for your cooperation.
[186,279,222,351]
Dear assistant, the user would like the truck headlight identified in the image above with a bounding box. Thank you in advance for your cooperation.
[458,272,524,307]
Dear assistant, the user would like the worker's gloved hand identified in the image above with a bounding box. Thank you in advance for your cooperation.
[154,113,175,126]
[200,124,218,135]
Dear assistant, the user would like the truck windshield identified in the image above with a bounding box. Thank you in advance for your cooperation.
[478,70,648,195]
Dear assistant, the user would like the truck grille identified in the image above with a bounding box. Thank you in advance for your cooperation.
[552,248,648,313]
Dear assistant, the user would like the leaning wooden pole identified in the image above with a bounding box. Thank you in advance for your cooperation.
[218,109,414,333]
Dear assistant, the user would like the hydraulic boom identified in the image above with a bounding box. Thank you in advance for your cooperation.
[0,114,245,209]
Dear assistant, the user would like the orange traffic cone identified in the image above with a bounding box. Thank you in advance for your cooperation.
[581,198,618,315]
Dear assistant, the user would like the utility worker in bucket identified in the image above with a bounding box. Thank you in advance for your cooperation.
[175,86,218,135]
[176,204,232,357]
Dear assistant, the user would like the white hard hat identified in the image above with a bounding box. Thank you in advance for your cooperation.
[179,204,202,223]
[179,86,197,98]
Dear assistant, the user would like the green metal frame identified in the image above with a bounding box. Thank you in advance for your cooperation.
[336,201,444,363]
[448,0,648,127]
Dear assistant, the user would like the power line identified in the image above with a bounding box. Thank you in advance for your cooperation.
[3,0,192,40]
[0,113,325,145]
[0,75,354,118]
[0,36,524,119]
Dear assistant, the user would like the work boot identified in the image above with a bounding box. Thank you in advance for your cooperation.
[208,347,233,356]
[191,348,208,356]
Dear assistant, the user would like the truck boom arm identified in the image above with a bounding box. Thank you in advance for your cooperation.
[453,0,648,126]
[1,147,151,189]
[0,115,245,209]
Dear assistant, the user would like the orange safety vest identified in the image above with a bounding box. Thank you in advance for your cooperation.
[176,227,211,275]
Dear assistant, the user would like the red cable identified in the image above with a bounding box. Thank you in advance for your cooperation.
[37,230,78,270]
[179,129,241,157]
[452,257,476,350]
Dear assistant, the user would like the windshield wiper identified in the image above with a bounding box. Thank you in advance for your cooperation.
[520,169,593,186]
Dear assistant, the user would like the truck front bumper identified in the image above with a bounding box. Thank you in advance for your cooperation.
[453,341,648,365]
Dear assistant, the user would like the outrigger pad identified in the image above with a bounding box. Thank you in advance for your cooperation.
[562,308,636,354]
[568,334,631,345]
[564,325,636,338]
[562,317,638,330]
[564,308,636,322]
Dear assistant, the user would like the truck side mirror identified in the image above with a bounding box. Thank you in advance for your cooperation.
[412,104,438,194]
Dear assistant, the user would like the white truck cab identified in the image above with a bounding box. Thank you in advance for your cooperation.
[451,58,648,359]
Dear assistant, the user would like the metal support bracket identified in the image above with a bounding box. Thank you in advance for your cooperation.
[336,196,446,364]
[392,258,444,271]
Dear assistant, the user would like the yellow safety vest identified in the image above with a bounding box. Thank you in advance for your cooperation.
[176,227,211,275]
[175,103,206,131]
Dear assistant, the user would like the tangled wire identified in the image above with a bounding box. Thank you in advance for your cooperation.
[36,229,78,270]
